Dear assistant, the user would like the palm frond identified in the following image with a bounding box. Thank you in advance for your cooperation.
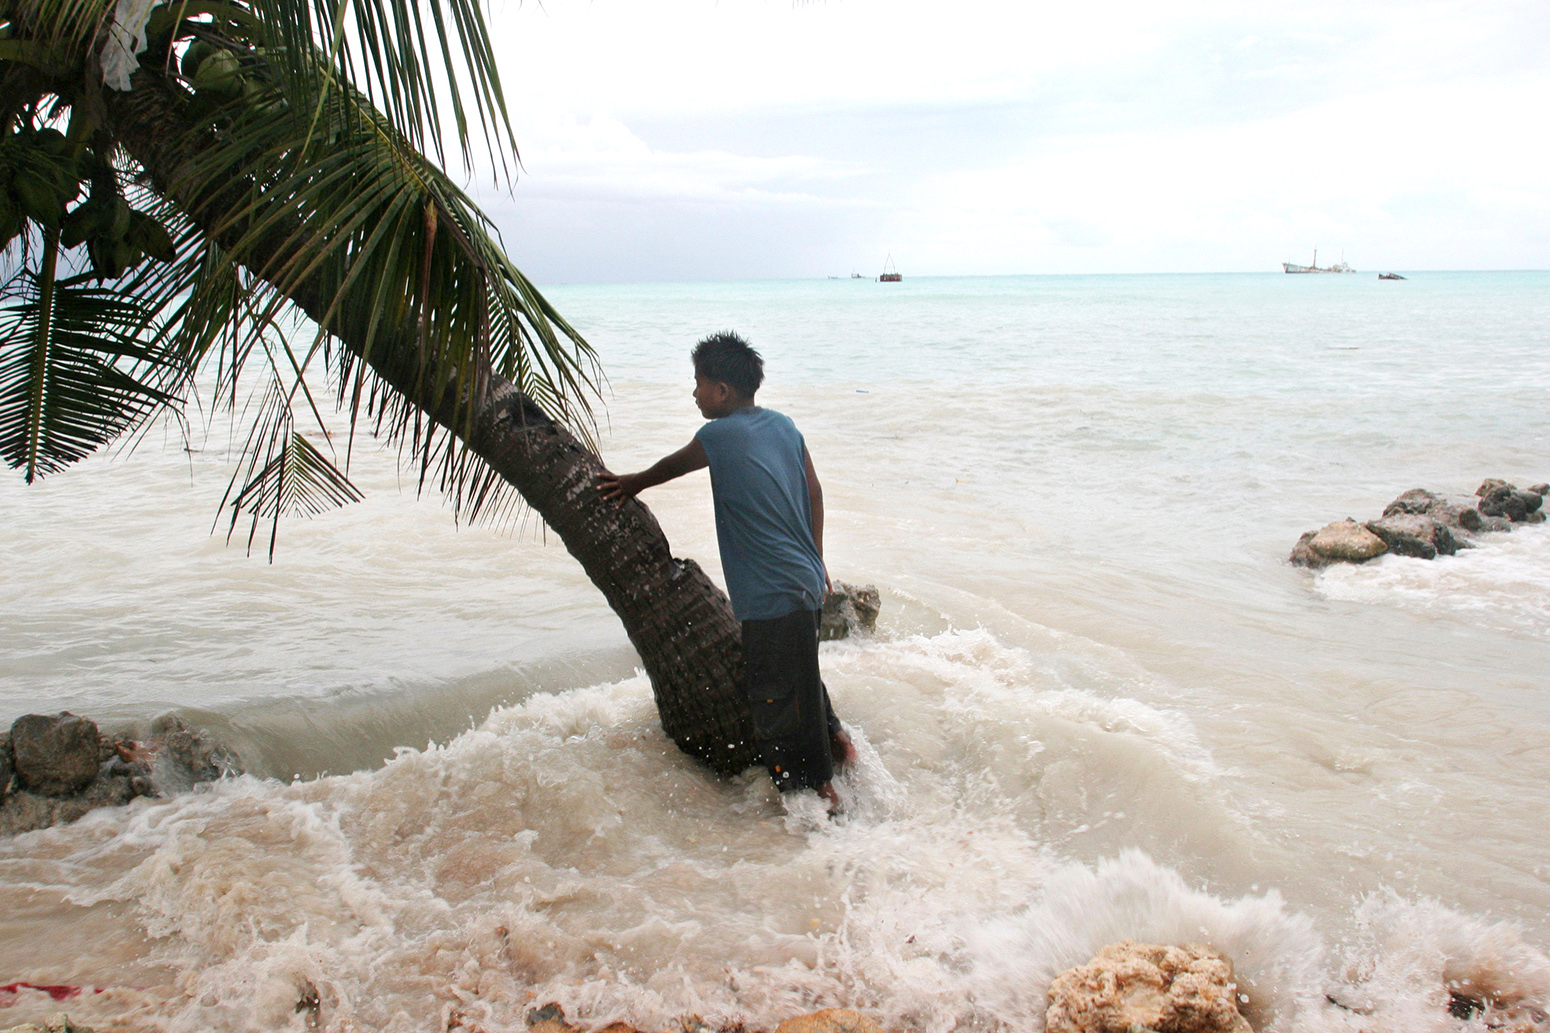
[159,58,600,513]
[0,263,180,480]
[244,0,514,172]
[5,0,602,540]
[222,378,361,558]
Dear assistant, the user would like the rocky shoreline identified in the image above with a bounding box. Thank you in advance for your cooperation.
[3,940,1263,1033]
[1290,479,1547,568]
[0,712,238,837]
[0,582,880,840]
[11,934,1543,1033]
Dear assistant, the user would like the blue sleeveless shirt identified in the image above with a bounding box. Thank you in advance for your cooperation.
[694,407,827,621]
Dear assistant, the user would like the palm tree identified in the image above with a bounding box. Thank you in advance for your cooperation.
[0,0,761,772]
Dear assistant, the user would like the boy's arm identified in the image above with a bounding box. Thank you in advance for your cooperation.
[597,438,708,504]
[805,448,830,594]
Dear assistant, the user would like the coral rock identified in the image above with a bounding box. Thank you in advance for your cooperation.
[1045,940,1253,1033]
[1289,519,1387,567]
[774,1009,885,1033]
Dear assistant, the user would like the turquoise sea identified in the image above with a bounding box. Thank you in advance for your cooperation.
[2,271,1549,1032]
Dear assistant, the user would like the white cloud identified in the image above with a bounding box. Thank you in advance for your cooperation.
[468,0,1550,280]
[508,114,866,206]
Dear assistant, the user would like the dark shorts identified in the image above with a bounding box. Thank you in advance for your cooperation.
[742,608,844,792]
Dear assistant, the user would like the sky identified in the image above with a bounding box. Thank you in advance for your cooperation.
[463,0,1550,282]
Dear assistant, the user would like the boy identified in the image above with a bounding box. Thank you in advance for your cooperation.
[597,331,855,811]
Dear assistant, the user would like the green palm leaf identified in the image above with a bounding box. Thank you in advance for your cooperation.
[3,0,599,536]
[0,264,177,480]
[223,380,363,558]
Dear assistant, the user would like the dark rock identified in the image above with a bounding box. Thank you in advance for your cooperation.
[10,714,105,797]
[1480,485,1530,522]
[1480,514,1515,533]
[1383,489,1484,533]
[145,714,240,793]
[820,581,882,641]
[1364,515,1459,560]
[1523,491,1544,513]
[0,773,142,837]
[1383,488,1443,516]
[1527,510,1547,525]
[1530,484,1549,496]
[0,732,11,801]
[1477,479,1510,497]
[1429,499,1484,533]
[0,713,242,837]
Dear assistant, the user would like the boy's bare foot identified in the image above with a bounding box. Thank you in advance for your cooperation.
[818,781,843,815]
[830,728,857,770]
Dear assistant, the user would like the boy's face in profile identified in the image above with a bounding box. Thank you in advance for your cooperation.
[693,374,745,419]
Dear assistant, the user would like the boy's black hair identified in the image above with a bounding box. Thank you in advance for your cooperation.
[691,331,764,398]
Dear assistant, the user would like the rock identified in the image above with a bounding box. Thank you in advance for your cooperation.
[1289,519,1388,567]
[0,732,12,801]
[1480,514,1515,533]
[820,581,882,641]
[9,714,105,797]
[1530,484,1549,496]
[1428,499,1484,533]
[1045,940,1254,1033]
[148,714,240,791]
[1364,515,1459,560]
[1382,489,1484,533]
[1527,510,1547,524]
[775,1010,885,1033]
[1477,479,1510,497]
[526,1003,577,1033]
[0,774,141,837]
[1383,488,1443,516]
[1287,531,1322,568]
[0,713,234,838]
[1480,485,1531,523]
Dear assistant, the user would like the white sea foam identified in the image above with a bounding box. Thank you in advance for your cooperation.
[5,628,1547,1032]
[1316,525,1550,637]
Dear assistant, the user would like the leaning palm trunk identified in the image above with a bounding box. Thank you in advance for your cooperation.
[102,70,762,775]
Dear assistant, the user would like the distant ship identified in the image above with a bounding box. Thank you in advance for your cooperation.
[879,253,902,282]
[1378,272,1406,280]
[1283,249,1355,274]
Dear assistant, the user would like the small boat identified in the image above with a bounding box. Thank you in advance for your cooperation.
[1283,249,1355,274]
[1378,272,1406,280]
[850,271,865,279]
[878,253,902,282]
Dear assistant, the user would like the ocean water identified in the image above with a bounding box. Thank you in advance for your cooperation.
[2,271,1549,1033]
